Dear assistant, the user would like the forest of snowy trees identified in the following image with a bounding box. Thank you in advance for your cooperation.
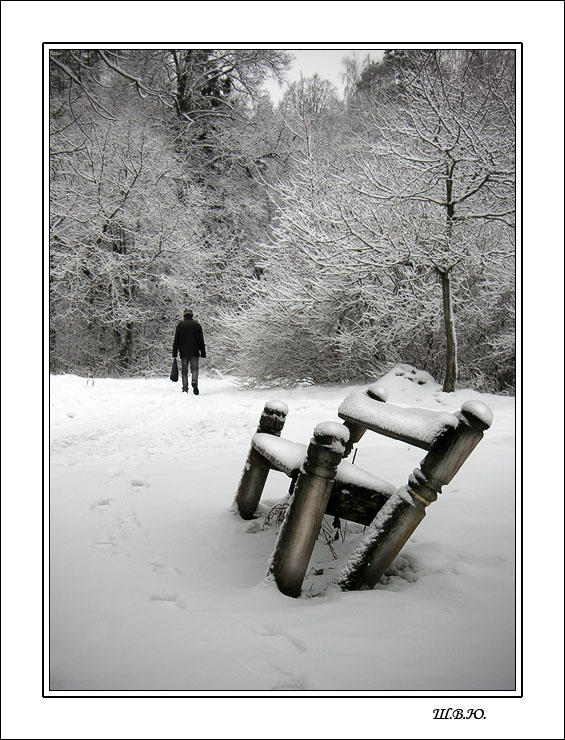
[49,49,515,393]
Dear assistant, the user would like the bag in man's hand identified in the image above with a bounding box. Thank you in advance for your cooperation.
[170,357,179,382]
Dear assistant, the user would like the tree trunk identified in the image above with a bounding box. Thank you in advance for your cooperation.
[440,267,457,392]
[114,322,133,370]
[441,166,458,393]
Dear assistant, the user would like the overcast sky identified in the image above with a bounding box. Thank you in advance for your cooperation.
[263,48,384,103]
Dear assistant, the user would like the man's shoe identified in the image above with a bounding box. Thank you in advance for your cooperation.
[182,387,188,393]
[192,384,199,395]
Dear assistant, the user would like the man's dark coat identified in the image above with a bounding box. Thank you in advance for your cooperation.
[172,318,206,359]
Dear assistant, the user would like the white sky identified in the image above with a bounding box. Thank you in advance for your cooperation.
[263,48,384,103]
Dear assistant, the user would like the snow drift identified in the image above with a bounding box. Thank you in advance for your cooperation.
[49,365,516,693]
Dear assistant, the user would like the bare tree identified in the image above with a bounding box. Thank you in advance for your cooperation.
[219,57,515,391]
[49,48,292,375]
[50,83,209,372]
[344,50,515,390]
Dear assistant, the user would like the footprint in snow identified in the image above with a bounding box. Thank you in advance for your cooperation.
[269,666,308,690]
[149,593,185,609]
[130,478,150,488]
[119,511,141,529]
[91,531,116,549]
[150,561,180,575]
[258,625,308,653]
[90,498,112,512]
[245,521,263,534]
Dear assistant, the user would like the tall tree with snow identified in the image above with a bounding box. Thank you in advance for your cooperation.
[49,49,292,374]
[345,50,515,391]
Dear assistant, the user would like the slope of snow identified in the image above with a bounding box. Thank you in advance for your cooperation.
[48,367,516,694]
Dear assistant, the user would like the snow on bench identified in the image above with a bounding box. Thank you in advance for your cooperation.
[252,433,304,476]
[252,432,397,498]
[338,389,459,450]
[236,385,493,597]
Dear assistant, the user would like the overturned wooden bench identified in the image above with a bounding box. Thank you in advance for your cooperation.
[234,381,492,598]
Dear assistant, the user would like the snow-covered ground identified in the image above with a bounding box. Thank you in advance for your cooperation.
[48,365,516,694]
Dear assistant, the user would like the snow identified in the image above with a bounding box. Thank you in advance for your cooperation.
[263,399,289,417]
[338,389,459,449]
[462,399,494,429]
[313,420,350,443]
[252,432,306,475]
[366,381,389,401]
[252,432,397,496]
[47,367,516,695]
[336,459,397,496]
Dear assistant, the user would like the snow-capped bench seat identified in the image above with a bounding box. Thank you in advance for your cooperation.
[338,382,459,451]
[252,433,396,497]
[252,432,397,526]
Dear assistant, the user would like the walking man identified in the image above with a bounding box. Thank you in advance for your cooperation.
[172,310,206,394]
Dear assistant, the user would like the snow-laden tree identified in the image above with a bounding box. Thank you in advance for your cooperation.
[50,58,212,373]
[49,48,291,129]
[217,74,434,384]
[219,54,515,392]
[49,49,292,375]
[342,49,516,391]
[50,117,209,372]
[216,76,403,383]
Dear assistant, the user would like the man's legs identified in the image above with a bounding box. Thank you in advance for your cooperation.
[189,356,200,393]
[180,356,190,392]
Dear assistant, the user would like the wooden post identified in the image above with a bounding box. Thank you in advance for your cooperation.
[270,422,349,598]
[234,400,288,520]
[342,384,387,457]
[336,400,492,591]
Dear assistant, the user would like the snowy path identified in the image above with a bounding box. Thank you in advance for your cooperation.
[49,370,516,692]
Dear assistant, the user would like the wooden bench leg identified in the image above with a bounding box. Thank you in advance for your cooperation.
[269,423,349,597]
[234,401,288,520]
[335,401,492,591]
